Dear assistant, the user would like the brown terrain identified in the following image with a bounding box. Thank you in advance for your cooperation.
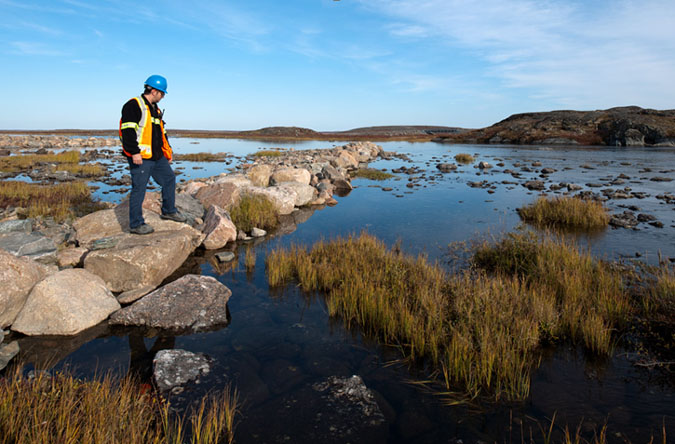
[2,106,673,146]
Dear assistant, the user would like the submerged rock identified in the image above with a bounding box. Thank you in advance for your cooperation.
[153,349,211,394]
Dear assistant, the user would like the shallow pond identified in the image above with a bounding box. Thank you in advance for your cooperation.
[13,140,675,442]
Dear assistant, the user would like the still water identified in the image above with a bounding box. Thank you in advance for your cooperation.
[18,140,675,442]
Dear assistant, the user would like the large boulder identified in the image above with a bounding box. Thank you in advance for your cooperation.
[11,269,120,336]
[332,150,359,169]
[109,274,231,331]
[247,164,273,187]
[278,182,318,207]
[83,226,204,300]
[202,205,237,250]
[72,205,194,248]
[0,249,49,328]
[270,167,311,186]
[195,182,241,211]
[245,187,297,215]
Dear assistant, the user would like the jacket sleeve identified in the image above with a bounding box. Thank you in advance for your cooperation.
[121,99,142,155]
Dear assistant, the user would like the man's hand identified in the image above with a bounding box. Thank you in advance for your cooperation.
[132,153,143,165]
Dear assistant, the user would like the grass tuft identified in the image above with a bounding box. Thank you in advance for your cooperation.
[351,168,395,180]
[0,369,238,444]
[0,180,107,222]
[253,150,283,157]
[266,231,639,401]
[229,193,279,233]
[454,153,474,164]
[174,152,230,162]
[517,196,610,230]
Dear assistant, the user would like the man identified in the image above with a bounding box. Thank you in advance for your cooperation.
[120,74,186,234]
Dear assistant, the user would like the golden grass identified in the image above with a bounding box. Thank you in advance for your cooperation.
[229,193,279,233]
[517,196,610,230]
[266,231,635,401]
[245,246,256,270]
[253,150,283,157]
[55,163,106,177]
[174,152,230,162]
[454,153,475,164]
[0,151,79,173]
[0,180,107,222]
[0,369,237,444]
[351,168,395,180]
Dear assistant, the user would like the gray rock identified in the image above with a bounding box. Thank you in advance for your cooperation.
[436,163,457,173]
[0,219,33,234]
[11,268,120,336]
[251,227,267,238]
[0,232,57,262]
[0,341,20,371]
[175,192,205,226]
[609,211,639,229]
[523,180,545,190]
[477,161,492,169]
[215,251,236,262]
[109,274,231,332]
[321,165,345,181]
[153,349,211,393]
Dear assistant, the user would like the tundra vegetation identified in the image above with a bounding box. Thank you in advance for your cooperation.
[517,196,610,230]
[351,168,395,180]
[228,194,279,233]
[266,231,673,402]
[252,150,283,157]
[0,180,107,222]
[0,368,238,444]
[0,150,104,177]
[174,152,230,162]
[453,153,475,164]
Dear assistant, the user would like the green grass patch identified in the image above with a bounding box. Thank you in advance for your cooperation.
[351,168,395,180]
[266,231,643,401]
[174,152,230,162]
[253,150,283,158]
[0,369,238,444]
[229,193,279,233]
[454,153,474,164]
[0,151,79,173]
[517,196,610,230]
[0,180,107,222]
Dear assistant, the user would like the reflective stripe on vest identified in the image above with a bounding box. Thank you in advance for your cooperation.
[119,96,172,161]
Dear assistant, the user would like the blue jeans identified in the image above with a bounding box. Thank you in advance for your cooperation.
[127,156,177,228]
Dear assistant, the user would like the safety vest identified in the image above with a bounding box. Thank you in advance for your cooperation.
[119,96,172,160]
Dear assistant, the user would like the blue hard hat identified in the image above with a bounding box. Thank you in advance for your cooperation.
[144,74,168,94]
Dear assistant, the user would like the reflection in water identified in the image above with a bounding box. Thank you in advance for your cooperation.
[127,335,175,382]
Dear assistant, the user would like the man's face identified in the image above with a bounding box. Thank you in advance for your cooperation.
[150,88,165,103]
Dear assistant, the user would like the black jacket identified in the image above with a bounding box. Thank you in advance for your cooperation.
[120,95,168,160]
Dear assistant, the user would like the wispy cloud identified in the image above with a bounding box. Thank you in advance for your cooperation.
[10,41,66,56]
[365,0,675,108]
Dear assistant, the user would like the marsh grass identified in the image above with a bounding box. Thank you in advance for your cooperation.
[245,246,256,270]
[55,163,106,177]
[229,193,279,233]
[352,168,395,180]
[0,369,238,444]
[174,152,230,162]
[454,153,475,164]
[253,150,283,157]
[517,196,610,230]
[267,231,637,401]
[0,180,107,222]
[0,150,79,173]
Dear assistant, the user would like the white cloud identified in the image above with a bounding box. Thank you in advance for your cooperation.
[365,0,675,109]
[10,41,66,56]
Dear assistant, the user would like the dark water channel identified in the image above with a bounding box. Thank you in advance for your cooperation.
[13,140,675,442]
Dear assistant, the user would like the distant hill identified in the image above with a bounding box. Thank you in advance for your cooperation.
[433,106,675,147]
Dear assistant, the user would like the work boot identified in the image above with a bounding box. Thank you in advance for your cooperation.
[160,211,187,223]
[130,223,154,235]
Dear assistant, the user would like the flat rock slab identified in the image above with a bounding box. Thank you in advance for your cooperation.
[109,274,231,332]
[0,232,57,262]
[153,349,211,393]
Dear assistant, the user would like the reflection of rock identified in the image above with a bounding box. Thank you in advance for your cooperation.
[238,375,387,444]
[11,269,120,336]
[109,275,231,332]
[17,322,110,370]
[153,349,211,394]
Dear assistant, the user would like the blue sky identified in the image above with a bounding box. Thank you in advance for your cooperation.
[1,0,674,131]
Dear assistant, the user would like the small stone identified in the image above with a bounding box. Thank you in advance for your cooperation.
[216,251,236,262]
[251,227,267,238]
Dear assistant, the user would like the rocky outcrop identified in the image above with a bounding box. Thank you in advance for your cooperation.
[435,106,675,147]
[153,349,211,394]
[202,205,237,250]
[0,249,49,328]
[11,268,120,336]
[109,274,231,331]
